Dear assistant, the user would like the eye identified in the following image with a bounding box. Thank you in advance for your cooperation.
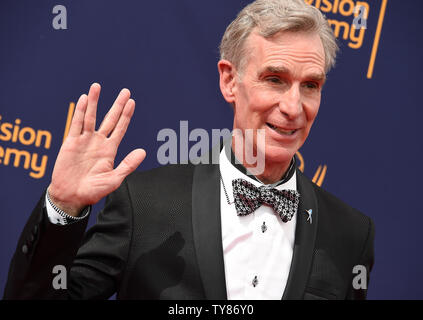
[265,76,282,84]
[303,82,319,90]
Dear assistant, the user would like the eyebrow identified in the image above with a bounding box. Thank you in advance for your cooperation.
[259,65,326,84]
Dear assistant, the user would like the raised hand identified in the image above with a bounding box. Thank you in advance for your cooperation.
[48,83,146,216]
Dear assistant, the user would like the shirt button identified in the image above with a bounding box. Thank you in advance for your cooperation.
[22,244,28,255]
[261,221,267,233]
[252,275,258,287]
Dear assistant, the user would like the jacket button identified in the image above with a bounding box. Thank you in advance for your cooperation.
[29,234,35,243]
[22,244,28,255]
[32,225,38,236]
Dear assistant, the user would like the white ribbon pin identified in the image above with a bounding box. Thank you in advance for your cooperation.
[304,209,312,224]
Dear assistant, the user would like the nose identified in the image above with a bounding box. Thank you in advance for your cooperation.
[278,84,302,120]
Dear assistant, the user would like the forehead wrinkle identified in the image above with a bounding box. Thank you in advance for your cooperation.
[263,47,325,65]
[247,30,325,60]
[244,32,326,80]
[261,51,325,77]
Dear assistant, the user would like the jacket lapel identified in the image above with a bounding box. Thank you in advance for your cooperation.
[191,151,318,300]
[192,163,227,299]
[282,169,319,299]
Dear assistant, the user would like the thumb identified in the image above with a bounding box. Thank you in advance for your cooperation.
[114,148,147,179]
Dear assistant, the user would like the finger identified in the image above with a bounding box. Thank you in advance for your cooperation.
[68,94,88,137]
[114,149,146,180]
[98,88,131,137]
[83,83,101,133]
[109,98,135,146]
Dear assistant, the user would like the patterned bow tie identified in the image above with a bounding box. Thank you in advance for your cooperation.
[232,178,300,222]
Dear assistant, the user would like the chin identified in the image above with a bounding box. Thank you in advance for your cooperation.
[263,145,296,165]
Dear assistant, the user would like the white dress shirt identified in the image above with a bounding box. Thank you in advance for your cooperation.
[219,146,297,300]
[46,145,297,300]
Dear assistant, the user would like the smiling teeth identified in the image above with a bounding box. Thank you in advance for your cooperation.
[267,123,296,135]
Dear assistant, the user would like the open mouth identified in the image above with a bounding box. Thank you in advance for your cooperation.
[266,123,297,136]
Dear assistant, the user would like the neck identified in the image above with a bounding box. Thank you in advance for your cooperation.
[255,161,291,184]
[231,137,291,185]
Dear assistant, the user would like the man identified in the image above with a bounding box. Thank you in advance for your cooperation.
[4,0,374,300]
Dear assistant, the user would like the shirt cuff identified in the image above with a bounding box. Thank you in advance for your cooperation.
[45,191,90,225]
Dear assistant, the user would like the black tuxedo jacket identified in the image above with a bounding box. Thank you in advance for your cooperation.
[4,163,374,300]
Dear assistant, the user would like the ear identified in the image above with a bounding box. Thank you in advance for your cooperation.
[218,59,237,105]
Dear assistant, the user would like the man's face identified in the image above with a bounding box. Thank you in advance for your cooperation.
[230,30,326,166]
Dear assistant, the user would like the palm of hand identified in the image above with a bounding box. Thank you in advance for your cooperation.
[48,83,146,216]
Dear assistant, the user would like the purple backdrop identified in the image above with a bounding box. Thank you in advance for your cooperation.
[0,0,422,299]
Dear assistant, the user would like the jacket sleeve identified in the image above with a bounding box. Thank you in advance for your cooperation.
[3,179,133,300]
[345,217,375,300]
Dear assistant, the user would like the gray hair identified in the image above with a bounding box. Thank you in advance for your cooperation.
[219,0,338,74]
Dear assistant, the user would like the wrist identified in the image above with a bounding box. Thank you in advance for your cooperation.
[47,185,85,217]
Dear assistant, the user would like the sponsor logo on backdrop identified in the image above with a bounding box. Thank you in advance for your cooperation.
[295,150,327,187]
[0,115,51,179]
[305,0,388,79]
